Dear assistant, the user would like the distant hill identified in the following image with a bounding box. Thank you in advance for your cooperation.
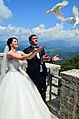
[12,39,70,49]
[0,39,79,50]
[0,41,7,45]
[39,40,71,47]
[0,40,79,64]
[0,41,6,52]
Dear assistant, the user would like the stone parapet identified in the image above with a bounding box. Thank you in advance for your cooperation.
[45,63,61,101]
[60,69,79,119]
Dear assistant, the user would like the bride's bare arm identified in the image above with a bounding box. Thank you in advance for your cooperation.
[8,46,45,60]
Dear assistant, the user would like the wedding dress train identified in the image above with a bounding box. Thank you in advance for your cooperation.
[0,59,51,119]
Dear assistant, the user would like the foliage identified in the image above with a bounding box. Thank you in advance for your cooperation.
[60,55,79,71]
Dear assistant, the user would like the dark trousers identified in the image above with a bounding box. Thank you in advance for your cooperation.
[27,71,46,103]
[38,72,46,103]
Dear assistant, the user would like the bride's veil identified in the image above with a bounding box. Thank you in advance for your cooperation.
[1,46,9,77]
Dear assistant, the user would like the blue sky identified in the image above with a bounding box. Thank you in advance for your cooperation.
[0,0,79,42]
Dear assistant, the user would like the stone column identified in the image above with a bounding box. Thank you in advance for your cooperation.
[60,69,79,119]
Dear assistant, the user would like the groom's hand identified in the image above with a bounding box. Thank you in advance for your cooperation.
[52,54,62,62]
[41,54,51,62]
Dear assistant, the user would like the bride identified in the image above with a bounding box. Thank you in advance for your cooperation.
[0,37,52,119]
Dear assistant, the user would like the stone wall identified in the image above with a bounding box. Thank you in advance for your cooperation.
[60,69,79,119]
[45,63,61,101]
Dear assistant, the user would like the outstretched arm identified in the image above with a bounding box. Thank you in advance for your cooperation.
[20,46,46,60]
[8,46,45,60]
[52,54,62,62]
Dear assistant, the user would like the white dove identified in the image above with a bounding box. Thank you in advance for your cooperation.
[46,0,69,22]
[65,6,79,28]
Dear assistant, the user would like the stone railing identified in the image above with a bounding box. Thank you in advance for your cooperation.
[45,63,61,101]
[60,69,79,119]
[47,68,79,119]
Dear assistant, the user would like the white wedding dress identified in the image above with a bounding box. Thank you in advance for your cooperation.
[0,59,52,119]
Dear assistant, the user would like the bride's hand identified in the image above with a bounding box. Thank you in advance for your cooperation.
[33,46,46,53]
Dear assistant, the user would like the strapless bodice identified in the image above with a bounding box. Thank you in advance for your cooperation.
[8,59,21,71]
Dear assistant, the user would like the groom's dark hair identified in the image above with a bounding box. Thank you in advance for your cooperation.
[29,34,37,41]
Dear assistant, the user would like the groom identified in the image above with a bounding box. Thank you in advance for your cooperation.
[23,34,61,102]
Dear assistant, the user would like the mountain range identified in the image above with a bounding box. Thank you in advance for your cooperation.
[0,40,79,63]
[1,39,79,50]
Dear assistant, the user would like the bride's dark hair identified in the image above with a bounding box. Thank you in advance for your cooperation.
[7,37,18,51]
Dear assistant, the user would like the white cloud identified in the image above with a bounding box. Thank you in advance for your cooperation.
[0,24,31,41]
[0,23,79,41]
[0,0,13,22]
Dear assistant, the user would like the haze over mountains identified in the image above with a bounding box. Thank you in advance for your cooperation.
[0,39,79,51]
[0,39,79,52]
[0,39,79,64]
